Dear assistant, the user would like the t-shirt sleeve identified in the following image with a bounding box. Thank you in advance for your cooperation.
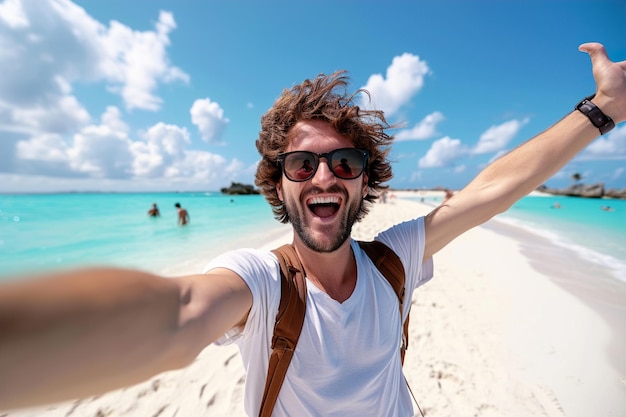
[373,215,434,294]
[203,248,280,346]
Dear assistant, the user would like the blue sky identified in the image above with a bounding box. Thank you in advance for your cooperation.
[0,0,624,193]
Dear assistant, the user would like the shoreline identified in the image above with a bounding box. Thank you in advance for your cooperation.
[159,221,293,277]
[468,219,625,416]
[481,217,626,404]
[3,193,624,416]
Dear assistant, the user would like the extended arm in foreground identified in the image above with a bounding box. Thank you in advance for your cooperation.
[0,267,251,410]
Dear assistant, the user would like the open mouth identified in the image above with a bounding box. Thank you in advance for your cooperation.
[307,195,340,218]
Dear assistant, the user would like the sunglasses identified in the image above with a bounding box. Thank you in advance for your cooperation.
[277,148,370,182]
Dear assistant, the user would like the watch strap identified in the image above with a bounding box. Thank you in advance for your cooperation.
[575,94,615,135]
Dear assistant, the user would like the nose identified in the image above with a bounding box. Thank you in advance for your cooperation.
[310,156,336,186]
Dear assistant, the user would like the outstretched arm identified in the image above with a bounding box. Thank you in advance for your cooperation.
[0,267,251,410]
[424,43,626,258]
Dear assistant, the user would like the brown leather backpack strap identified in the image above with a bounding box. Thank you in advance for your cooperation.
[358,240,409,364]
[259,244,307,417]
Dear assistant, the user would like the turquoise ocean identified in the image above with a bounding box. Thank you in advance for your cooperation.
[0,192,290,281]
[1,192,625,285]
[411,193,626,283]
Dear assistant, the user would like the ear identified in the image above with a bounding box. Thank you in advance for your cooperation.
[362,174,369,198]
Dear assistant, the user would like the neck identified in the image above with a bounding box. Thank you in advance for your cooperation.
[292,238,356,303]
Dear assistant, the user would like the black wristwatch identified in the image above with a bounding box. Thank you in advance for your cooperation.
[575,94,615,135]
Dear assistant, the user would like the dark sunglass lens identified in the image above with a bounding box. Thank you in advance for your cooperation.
[330,149,365,179]
[284,152,316,181]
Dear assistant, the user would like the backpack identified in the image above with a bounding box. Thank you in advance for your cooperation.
[259,240,422,417]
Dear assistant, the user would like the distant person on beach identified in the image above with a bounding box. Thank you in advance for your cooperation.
[147,203,160,217]
[0,43,624,417]
[175,202,189,226]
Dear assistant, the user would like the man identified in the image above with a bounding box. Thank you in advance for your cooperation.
[175,202,189,226]
[147,202,160,217]
[0,43,624,416]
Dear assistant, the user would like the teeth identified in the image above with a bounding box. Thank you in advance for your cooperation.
[308,196,339,205]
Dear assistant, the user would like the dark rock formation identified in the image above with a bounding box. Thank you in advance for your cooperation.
[220,182,260,195]
[537,183,626,199]
[605,188,626,199]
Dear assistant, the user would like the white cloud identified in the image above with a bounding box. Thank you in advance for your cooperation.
[101,106,129,134]
[0,0,189,139]
[67,125,134,178]
[0,0,220,190]
[472,118,529,155]
[395,111,444,141]
[15,116,134,179]
[360,53,430,117]
[101,11,189,110]
[175,150,229,180]
[0,0,28,28]
[131,122,190,177]
[418,136,466,168]
[580,124,626,160]
[190,98,230,144]
[12,104,245,189]
[16,133,69,162]
[10,94,91,134]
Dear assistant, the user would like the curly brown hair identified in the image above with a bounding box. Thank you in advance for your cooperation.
[255,70,394,224]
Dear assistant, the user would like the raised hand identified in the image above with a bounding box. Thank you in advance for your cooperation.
[579,42,626,124]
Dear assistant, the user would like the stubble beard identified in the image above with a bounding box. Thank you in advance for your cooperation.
[286,194,362,253]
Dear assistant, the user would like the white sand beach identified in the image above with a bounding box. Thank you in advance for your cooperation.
[3,192,625,417]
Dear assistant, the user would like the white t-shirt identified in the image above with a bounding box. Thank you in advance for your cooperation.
[204,216,433,417]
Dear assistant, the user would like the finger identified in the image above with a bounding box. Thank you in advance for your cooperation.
[578,42,610,65]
